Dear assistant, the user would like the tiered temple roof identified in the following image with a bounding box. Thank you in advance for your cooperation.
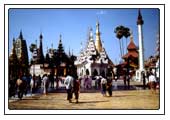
[122,32,138,59]
[75,21,109,66]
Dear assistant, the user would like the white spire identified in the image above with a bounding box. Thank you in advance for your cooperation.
[89,27,93,41]
[51,43,53,49]
[137,10,144,71]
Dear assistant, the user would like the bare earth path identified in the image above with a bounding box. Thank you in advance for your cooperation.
[9,89,159,110]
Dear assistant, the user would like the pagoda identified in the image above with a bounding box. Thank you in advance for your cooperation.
[75,21,114,78]
[9,38,19,80]
[36,33,44,64]
[11,31,29,76]
[122,32,139,69]
[43,35,77,77]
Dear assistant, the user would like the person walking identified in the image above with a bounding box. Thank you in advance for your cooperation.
[21,74,28,96]
[16,75,24,99]
[42,74,49,95]
[123,75,127,90]
[49,73,54,88]
[114,76,118,90]
[107,77,112,97]
[64,74,74,103]
[142,71,146,89]
[148,72,157,94]
[38,75,42,89]
[73,76,80,103]
[101,77,107,96]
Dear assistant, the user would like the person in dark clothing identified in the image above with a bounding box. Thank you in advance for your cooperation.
[126,75,130,90]
[21,74,28,96]
[32,74,36,93]
[123,75,127,89]
[49,73,54,88]
[73,77,80,103]
[142,71,146,89]
[107,78,112,96]
[38,75,42,88]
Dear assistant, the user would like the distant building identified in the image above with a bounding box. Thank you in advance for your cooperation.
[122,32,139,69]
[144,31,160,79]
[115,32,139,77]
[36,33,44,64]
[43,35,77,77]
[9,31,29,79]
[75,21,114,78]
[155,31,160,79]
[30,33,45,76]
[30,34,77,77]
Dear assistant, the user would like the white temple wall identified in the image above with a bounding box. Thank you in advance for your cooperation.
[77,65,84,77]
[91,67,99,76]
[30,64,44,76]
[84,63,92,76]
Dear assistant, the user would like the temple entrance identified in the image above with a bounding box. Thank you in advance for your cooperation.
[86,69,89,75]
[93,69,98,76]
[100,70,105,77]
[58,68,64,76]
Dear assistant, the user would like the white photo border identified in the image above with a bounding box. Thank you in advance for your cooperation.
[4,4,165,115]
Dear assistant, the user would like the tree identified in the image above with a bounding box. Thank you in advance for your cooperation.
[123,27,130,53]
[114,26,131,58]
[9,38,19,80]
[29,43,37,53]
[114,25,124,57]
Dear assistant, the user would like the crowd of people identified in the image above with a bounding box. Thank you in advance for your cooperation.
[9,69,159,102]
[9,73,62,99]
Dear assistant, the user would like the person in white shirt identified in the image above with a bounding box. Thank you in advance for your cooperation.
[64,74,74,103]
[148,72,157,94]
[42,74,49,95]
[101,77,107,96]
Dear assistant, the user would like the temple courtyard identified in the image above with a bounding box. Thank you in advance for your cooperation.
[9,89,159,110]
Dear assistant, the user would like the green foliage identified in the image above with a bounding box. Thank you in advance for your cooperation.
[29,43,37,53]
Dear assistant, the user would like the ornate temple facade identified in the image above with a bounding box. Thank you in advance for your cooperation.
[42,35,77,77]
[117,32,139,77]
[36,33,44,64]
[122,32,139,68]
[30,33,45,76]
[30,34,77,77]
[75,21,114,78]
[9,31,29,80]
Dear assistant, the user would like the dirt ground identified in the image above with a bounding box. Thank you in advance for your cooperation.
[9,89,159,110]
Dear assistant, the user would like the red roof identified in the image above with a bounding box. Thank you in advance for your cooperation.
[122,51,138,59]
[123,39,138,59]
[127,40,137,50]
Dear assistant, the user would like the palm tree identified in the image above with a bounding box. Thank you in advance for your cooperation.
[123,27,130,53]
[114,25,124,57]
[29,43,37,53]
